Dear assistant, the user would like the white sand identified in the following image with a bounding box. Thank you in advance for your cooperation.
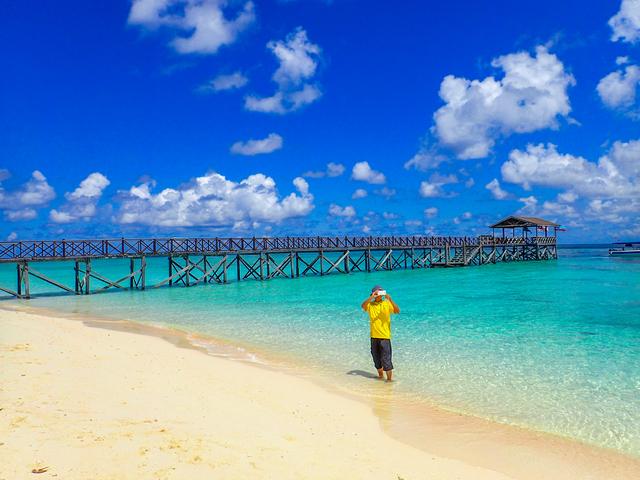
[1,308,638,480]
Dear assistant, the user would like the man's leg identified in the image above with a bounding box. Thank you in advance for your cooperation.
[370,339,384,378]
[381,339,394,382]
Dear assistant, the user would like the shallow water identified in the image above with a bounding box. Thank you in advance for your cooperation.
[1,247,639,456]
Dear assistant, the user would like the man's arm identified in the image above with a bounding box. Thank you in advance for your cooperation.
[386,294,400,314]
[361,294,375,312]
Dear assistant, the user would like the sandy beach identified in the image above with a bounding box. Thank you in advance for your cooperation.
[1,308,639,480]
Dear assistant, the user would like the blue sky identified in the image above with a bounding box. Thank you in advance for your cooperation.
[1,0,639,242]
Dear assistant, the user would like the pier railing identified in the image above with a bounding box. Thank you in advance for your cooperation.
[0,234,559,299]
[0,235,557,262]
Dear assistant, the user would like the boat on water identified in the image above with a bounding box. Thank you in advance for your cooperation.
[609,242,640,256]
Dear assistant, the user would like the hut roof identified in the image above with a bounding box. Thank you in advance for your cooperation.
[489,215,560,229]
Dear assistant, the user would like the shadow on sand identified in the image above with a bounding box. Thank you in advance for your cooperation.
[346,369,380,379]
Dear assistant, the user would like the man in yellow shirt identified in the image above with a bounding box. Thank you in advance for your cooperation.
[361,285,400,381]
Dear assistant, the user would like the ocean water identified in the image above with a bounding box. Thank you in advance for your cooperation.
[1,247,639,456]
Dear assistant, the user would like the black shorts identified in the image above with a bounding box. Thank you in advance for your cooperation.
[370,338,393,371]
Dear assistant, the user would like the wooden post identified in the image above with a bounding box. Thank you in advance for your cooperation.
[74,261,80,293]
[84,259,91,294]
[130,258,135,289]
[319,250,324,276]
[365,249,370,272]
[222,254,228,284]
[295,252,300,277]
[141,256,146,290]
[202,256,209,283]
[185,255,190,287]
[22,263,30,299]
[169,256,173,286]
[290,251,294,278]
[17,263,29,298]
[344,251,350,273]
[236,254,241,281]
[16,263,21,297]
[259,253,264,280]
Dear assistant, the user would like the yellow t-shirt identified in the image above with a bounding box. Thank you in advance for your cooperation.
[366,299,394,339]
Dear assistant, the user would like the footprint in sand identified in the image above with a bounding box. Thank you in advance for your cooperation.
[5,344,31,352]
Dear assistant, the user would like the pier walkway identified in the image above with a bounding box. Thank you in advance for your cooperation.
[0,226,558,299]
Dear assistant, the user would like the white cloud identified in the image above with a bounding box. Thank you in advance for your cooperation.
[485,178,509,199]
[609,0,640,44]
[0,170,55,221]
[465,177,475,188]
[303,162,345,178]
[432,46,575,159]
[292,176,309,196]
[501,140,640,226]
[382,212,399,220]
[50,173,110,224]
[245,85,321,114]
[270,28,320,86]
[6,231,17,241]
[352,188,367,199]
[517,195,578,220]
[617,56,631,65]
[557,191,578,203]
[351,161,386,184]
[597,64,640,110]
[424,207,438,219]
[67,172,110,200]
[405,219,422,228]
[586,196,640,223]
[501,142,640,198]
[374,186,396,198]
[518,195,538,212]
[13,171,56,206]
[404,148,447,171]
[230,133,283,156]
[419,182,444,198]
[328,203,356,218]
[5,209,37,221]
[418,173,458,198]
[245,28,322,114]
[128,0,255,55]
[115,172,313,227]
[207,71,248,92]
[326,162,345,177]
[453,211,472,225]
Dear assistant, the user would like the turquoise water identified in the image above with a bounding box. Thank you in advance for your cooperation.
[1,248,639,456]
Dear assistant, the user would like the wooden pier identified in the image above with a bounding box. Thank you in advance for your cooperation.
[0,216,559,299]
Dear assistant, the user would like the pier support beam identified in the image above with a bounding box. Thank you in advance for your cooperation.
[17,262,30,299]
[74,259,91,294]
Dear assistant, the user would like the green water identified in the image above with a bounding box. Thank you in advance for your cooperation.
[1,248,639,456]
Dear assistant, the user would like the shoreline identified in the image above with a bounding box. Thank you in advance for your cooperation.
[2,304,640,479]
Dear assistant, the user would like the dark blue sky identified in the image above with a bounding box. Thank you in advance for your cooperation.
[1,0,638,241]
